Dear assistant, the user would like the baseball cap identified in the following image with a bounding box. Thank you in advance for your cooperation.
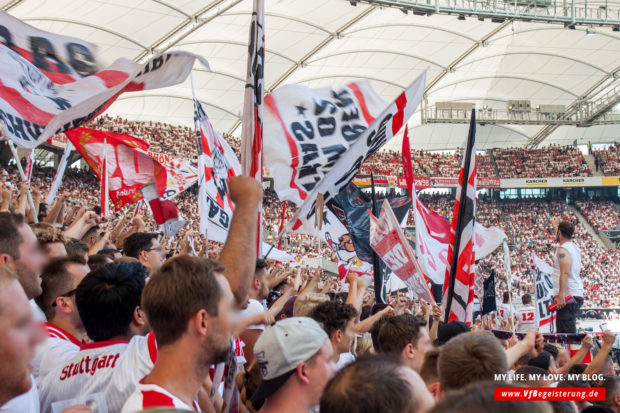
[251,317,328,403]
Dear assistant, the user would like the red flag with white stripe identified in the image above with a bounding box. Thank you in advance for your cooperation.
[442,109,477,324]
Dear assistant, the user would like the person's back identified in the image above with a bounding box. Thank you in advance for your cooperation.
[38,263,153,413]
[516,294,536,334]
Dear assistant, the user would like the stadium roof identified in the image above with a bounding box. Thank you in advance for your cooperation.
[3,0,620,150]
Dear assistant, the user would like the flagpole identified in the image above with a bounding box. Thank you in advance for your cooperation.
[370,171,384,303]
[443,108,476,322]
[503,240,516,335]
[101,137,109,217]
[6,139,38,223]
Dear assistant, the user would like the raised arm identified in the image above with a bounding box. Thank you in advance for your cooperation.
[584,330,616,375]
[558,335,592,375]
[218,176,263,306]
[556,247,571,309]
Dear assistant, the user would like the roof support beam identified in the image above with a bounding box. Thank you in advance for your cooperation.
[431,75,580,98]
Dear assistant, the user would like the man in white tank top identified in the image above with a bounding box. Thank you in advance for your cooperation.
[551,219,584,333]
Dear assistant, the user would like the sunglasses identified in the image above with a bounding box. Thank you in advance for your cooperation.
[51,289,77,307]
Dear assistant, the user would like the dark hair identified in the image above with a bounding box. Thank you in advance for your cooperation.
[371,303,389,315]
[122,232,158,259]
[503,291,510,303]
[370,315,389,352]
[309,301,357,339]
[558,221,575,239]
[568,364,587,375]
[142,256,224,347]
[255,258,268,272]
[595,375,620,409]
[528,351,552,372]
[522,293,532,305]
[0,212,26,259]
[88,254,112,272]
[65,239,89,257]
[438,332,508,391]
[36,256,86,320]
[557,379,590,389]
[320,354,420,413]
[543,343,559,360]
[75,262,147,342]
[514,365,548,387]
[429,381,552,413]
[375,314,427,354]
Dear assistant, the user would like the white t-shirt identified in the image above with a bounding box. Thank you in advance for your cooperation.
[0,377,39,413]
[496,303,514,321]
[239,299,266,330]
[553,241,584,297]
[38,332,157,413]
[516,305,537,333]
[336,352,355,371]
[32,323,81,386]
[122,383,199,412]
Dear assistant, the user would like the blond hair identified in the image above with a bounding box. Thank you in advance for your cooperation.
[293,293,330,317]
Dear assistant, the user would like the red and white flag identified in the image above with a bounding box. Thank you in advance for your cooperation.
[193,83,241,243]
[442,109,477,324]
[240,0,265,257]
[0,11,208,149]
[141,183,186,237]
[278,73,426,236]
[369,200,435,303]
[65,128,197,210]
[24,149,35,182]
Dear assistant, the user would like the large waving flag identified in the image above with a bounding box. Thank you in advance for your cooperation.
[442,109,477,324]
[276,73,426,236]
[240,0,265,257]
[193,86,241,243]
[65,128,197,210]
[0,11,208,149]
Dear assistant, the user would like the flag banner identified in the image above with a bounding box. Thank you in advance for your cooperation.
[193,84,241,243]
[65,128,197,210]
[491,330,587,345]
[240,0,265,257]
[329,182,411,263]
[146,151,198,200]
[278,72,426,236]
[46,141,73,205]
[141,183,187,237]
[482,270,497,315]
[369,200,435,303]
[264,79,388,204]
[442,109,477,324]
[24,149,35,182]
[531,253,557,332]
[401,125,414,196]
[414,188,506,285]
[262,242,294,263]
[241,0,265,182]
[0,11,208,149]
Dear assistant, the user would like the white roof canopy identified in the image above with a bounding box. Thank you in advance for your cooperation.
[3,0,620,150]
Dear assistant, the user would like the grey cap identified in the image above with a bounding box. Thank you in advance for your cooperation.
[252,317,328,403]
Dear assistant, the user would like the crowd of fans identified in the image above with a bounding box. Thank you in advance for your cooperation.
[593,143,620,176]
[75,115,618,181]
[575,199,620,231]
[0,168,618,413]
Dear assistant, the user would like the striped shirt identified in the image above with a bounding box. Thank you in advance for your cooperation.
[38,332,157,413]
[121,383,200,412]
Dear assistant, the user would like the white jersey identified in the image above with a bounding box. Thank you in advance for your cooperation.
[32,323,81,386]
[516,305,537,333]
[38,332,157,413]
[121,383,200,412]
[0,378,39,413]
[239,299,266,330]
[496,303,514,321]
[553,241,584,297]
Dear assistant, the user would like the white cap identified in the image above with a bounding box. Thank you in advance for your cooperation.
[252,317,328,402]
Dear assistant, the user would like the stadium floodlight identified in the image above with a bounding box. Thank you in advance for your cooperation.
[458,14,466,20]
[586,27,596,35]
[349,1,357,5]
